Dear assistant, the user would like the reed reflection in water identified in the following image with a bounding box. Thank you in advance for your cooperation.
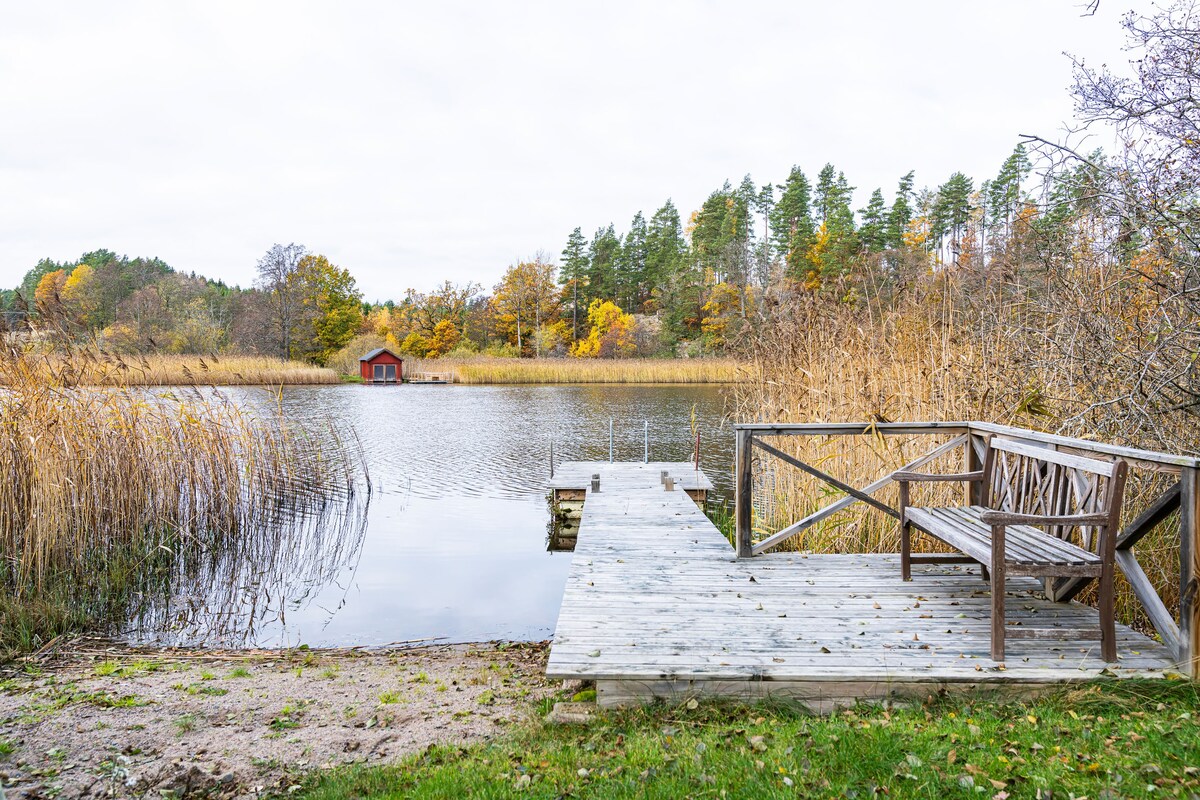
[122,383,731,648]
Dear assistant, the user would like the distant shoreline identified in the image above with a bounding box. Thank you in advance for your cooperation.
[18,353,749,386]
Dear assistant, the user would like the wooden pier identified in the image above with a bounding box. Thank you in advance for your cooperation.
[547,460,1180,710]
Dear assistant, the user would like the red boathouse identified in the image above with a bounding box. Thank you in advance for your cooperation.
[359,348,404,383]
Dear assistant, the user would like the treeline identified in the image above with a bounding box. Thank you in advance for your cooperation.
[3,248,358,362]
[0,138,1172,369]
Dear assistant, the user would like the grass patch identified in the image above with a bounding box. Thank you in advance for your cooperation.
[172,682,229,697]
[93,659,163,679]
[297,680,1200,799]
[227,667,253,679]
[410,356,746,385]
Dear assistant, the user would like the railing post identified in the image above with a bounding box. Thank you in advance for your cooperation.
[608,418,613,463]
[644,421,648,463]
[1180,466,1199,678]
[735,428,753,558]
[964,430,983,505]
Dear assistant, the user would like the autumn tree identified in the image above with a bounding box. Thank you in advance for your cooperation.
[492,258,560,356]
[256,243,308,360]
[293,254,363,365]
[572,299,636,358]
[34,269,69,328]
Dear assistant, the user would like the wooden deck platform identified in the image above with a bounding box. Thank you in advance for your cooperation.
[547,462,1180,709]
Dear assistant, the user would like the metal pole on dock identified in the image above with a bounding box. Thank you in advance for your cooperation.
[550,441,554,479]
[609,418,614,463]
[644,421,648,463]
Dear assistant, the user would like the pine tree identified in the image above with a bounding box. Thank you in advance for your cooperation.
[770,166,815,279]
[988,145,1031,238]
[645,199,686,289]
[586,225,621,306]
[559,227,589,341]
[932,172,975,265]
[858,189,888,252]
[885,171,916,250]
[619,211,649,311]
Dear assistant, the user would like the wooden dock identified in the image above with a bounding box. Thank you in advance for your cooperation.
[547,462,1179,709]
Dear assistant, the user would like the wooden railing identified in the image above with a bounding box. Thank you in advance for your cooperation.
[732,421,1200,678]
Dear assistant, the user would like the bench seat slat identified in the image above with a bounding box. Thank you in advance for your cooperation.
[940,506,1098,564]
[907,505,1100,568]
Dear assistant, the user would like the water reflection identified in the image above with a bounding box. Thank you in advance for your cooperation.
[123,384,731,647]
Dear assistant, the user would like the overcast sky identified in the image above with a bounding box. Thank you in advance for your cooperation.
[0,1,1146,301]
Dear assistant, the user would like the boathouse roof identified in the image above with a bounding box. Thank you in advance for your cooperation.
[359,347,403,362]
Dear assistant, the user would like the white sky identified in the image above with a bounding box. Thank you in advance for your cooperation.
[0,1,1146,301]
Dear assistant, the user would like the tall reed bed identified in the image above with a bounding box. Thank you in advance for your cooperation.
[0,345,366,657]
[17,351,340,386]
[732,281,1192,632]
[413,356,747,384]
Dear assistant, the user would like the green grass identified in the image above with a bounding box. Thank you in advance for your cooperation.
[93,659,163,678]
[297,680,1200,799]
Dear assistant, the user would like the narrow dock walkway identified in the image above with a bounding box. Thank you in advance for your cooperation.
[548,462,1179,709]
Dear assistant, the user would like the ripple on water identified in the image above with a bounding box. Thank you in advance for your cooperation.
[125,383,733,648]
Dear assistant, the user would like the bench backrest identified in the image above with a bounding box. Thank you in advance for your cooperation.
[983,437,1129,551]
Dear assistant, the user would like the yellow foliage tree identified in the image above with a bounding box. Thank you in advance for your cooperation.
[34,269,68,318]
[399,331,429,358]
[700,282,743,348]
[425,319,461,358]
[61,264,102,327]
[572,300,636,358]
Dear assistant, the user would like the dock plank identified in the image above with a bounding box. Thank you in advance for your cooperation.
[547,462,1179,707]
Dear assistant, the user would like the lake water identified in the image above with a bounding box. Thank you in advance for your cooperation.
[124,383,733,649]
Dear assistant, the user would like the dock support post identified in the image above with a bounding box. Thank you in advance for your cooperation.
[644,421,648,463]
[1181,466,1199,678]
[735,429,753,558]
[609,418,614,463]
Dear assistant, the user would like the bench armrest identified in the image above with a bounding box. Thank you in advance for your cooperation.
[978,510,1109,527]
[893,470,984,483]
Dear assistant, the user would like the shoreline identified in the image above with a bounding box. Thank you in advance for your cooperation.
[0,640,555,799]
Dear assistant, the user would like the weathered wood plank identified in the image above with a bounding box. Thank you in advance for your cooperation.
[548,461,1177,696]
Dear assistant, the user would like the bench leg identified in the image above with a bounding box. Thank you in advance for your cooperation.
[899,482,911,581]
[980,563,990,583]
[991,566,1005,661]
[991,524,1006,661]
[1099,563,1116,662]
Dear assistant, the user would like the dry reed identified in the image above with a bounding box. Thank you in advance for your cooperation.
[412,356,747,384]
[0,345,366,657]
[10,351,340,386]
[732,278,1191,633]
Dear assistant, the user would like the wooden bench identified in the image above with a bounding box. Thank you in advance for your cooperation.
[896,437,1129,661]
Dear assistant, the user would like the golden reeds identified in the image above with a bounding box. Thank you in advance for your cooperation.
[411,356,747,384]
[9,351,340,386]
[733,279,1190,632]
[0,345,365,656]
